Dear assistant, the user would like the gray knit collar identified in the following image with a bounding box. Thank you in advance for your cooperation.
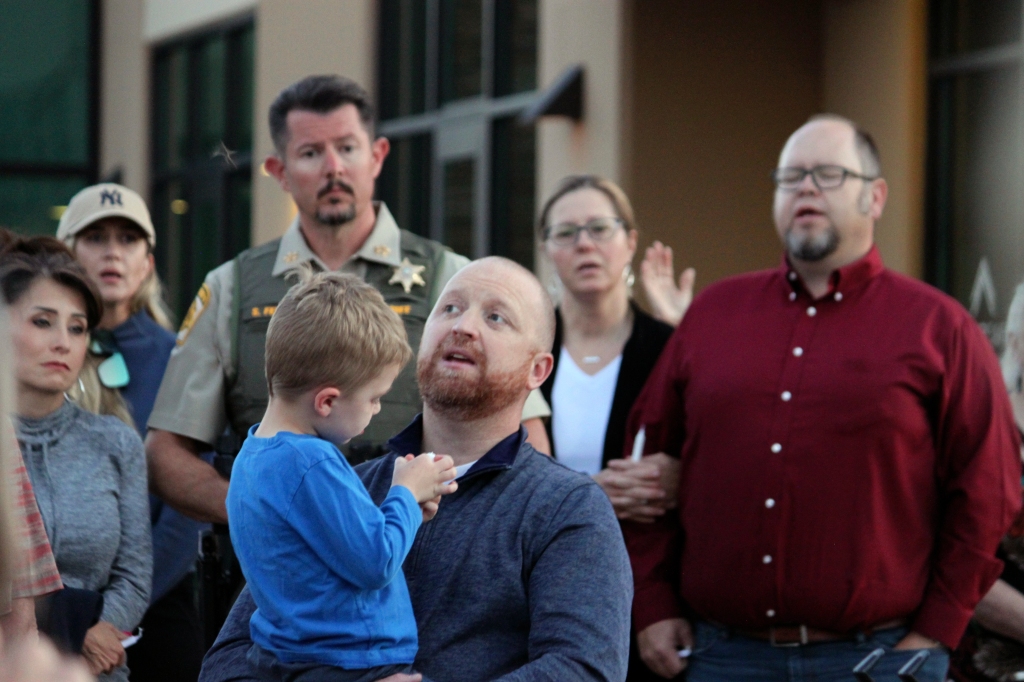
[16,399,79,444]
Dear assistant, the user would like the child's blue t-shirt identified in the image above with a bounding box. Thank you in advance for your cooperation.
[226,427,421,668]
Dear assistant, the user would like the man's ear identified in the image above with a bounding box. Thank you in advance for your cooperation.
[264,155,289,192]
[313,387,342,417]
[526,352,555,391]
[370,136,391,180]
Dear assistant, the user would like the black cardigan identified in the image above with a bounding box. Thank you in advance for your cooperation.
[541,302,674,468]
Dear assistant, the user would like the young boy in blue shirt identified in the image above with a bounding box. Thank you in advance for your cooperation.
[227,271,458,682]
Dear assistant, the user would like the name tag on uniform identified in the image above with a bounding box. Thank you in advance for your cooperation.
[245,305,277,320]
[390,304,411,316]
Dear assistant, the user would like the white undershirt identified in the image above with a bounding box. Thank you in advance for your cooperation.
[551,347,622,475]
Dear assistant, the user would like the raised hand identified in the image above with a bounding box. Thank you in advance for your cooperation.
[392,453,458,504]
[640,241,695,327]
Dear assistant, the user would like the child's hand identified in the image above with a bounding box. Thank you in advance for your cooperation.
[420,494,441,522]
[392,452,458,503]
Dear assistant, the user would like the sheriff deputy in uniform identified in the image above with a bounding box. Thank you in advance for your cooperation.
[145,74,551,524]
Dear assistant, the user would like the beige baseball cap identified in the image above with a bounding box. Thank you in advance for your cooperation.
[56,183,156,248]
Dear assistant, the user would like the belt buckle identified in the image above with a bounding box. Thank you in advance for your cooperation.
[769,625,808,648]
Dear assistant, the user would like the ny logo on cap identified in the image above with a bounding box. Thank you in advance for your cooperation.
[100,189,123,206]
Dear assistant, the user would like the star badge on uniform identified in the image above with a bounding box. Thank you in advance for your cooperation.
[389,258,427,294]
[373,244,392,257]
[283,251,299,264]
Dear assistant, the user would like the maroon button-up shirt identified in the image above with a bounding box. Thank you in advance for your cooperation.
[624,246,1021,648]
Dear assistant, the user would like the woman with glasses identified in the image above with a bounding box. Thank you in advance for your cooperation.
[1,232,151,680]
[56,184,207,682]
[537,175,679,681]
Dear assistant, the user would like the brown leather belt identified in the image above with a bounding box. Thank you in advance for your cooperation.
[733,618,908,647]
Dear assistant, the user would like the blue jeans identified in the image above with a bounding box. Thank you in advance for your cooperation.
[685,621,949,682]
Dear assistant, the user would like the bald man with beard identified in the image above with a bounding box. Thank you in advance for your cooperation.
[200,257,633,682]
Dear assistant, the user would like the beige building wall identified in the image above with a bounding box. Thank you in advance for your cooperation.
[822,0,928,278]
[251,0,376,246]
[535,0,628,285]
[99,0,148,196]
[627,1,823,297]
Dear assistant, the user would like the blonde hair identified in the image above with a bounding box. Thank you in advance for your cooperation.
[265,270,412,400]
[66,355,135,429]
[130,270,174,331]
[537,174,638,238]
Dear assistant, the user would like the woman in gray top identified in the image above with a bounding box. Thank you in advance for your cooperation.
[0,232,151,681]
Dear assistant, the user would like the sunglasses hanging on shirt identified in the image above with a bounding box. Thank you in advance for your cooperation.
[90,331,130,389]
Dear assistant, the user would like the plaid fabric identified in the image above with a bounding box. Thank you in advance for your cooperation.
[9,448,62,599]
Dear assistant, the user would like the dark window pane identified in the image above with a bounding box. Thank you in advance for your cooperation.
[494,0,537,96]
[443,158,475,256]
[931,0,1021,58]
[194,37,227,158]
[151,21,254,317]
[154,47,189,172]
[0,175,89,236]
[151,181,189,316]
[491,117,534,268]
[926,65,1024,353]
[379,0,427,119]
[376,133,432,236]
[440,0,483,103]
[227,24,255,152]
[225,170,252,260]
[0,0,93,165]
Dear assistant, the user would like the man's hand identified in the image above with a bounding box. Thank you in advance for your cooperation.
[595,453,680,522]
[637,618,693,679]
[893,631,943,651]
[81,621,126,675]
[640,241,695,327]
[374,674,421,682]
[145,429,228,523]
[392,453,458,504]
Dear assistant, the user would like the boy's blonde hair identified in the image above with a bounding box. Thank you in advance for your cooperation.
[265,270,412,400]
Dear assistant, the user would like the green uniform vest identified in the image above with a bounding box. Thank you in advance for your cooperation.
[225,230,448,458]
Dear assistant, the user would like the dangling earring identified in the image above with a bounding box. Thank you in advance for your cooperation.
[78,377,86,395]
[622,264,635,289]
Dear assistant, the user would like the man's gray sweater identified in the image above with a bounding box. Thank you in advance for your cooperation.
[201,421,632,681]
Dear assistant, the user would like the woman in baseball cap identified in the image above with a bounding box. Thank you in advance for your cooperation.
[57,184,208,682]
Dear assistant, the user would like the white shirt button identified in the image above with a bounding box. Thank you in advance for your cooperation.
[788,272,797,281]
[793,347,804,357]
[767,609,776,618]
[763,555,773,564]
[781,391,792,401]
[807,306,817,317]
[834,292,843,301]
[765,498,776,508]
[789,292,797,301]
[771,443,782,453]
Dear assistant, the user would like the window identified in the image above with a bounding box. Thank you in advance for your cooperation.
[926,0,1024,350]
[0,0,97,236]
[375,0,539,268]
[151,18,255,318]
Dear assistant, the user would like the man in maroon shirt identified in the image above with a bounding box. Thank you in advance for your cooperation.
[625,116,1022,681]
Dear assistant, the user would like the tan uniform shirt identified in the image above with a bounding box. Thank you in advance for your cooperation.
[148,203,549,446]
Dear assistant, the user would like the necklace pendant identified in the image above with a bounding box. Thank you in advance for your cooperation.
[582,355,601,364]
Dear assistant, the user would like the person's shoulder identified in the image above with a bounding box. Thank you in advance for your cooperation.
[516,446,611,506]
[631,304,675,345]
[69,404,145,452]
[876,269,976,328]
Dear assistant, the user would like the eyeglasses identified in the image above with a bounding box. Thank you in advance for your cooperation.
[544,217,624,247]
[90,333,130,389]
[772,165,878,191]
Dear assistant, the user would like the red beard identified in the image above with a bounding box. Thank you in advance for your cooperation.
[416,336,530,421]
